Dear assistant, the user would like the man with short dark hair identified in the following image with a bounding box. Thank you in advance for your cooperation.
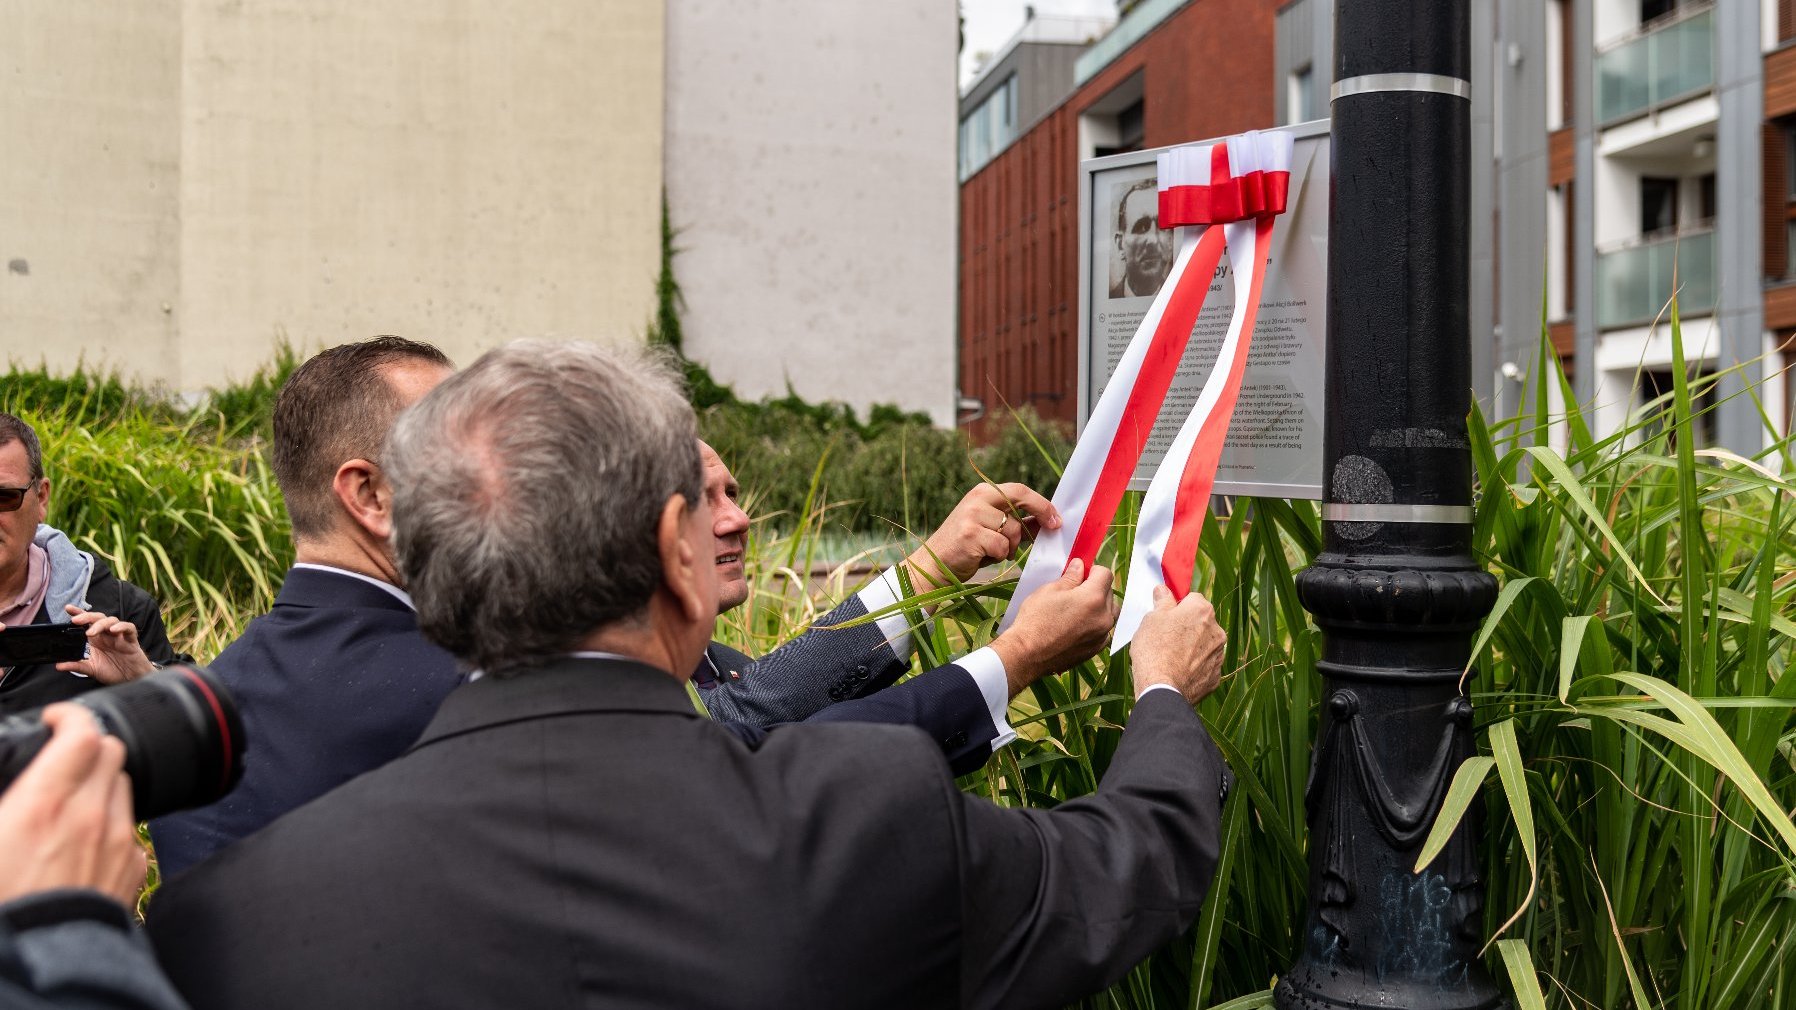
[146,337,459,876]
[148,340,1231,1010]
[0,414,179,714]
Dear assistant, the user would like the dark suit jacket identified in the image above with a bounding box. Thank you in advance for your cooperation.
[696,596,913,725]
[151,569,1002,876]
[703,595,1002,776]
[147,568,461,878]
[148,657,1228,1010]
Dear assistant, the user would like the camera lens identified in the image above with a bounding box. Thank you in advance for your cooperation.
[0,665,245,820]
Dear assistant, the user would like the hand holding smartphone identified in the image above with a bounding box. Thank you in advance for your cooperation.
[0,624,90,667]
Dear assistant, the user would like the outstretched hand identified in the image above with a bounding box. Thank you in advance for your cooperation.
[904,482,1060,594]
[991,558,1119,697]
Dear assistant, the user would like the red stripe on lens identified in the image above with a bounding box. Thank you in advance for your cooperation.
[178,667,234,793]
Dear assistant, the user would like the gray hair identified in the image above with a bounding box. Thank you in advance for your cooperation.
[383,339,701,673]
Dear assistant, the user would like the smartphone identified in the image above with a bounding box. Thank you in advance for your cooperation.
[0,624,89,666]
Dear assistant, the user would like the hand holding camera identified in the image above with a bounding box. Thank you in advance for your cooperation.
[0,705,145,907]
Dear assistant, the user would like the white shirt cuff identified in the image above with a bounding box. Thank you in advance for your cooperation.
[1136,683,1183,702]
[856,568,917,661]
[955,646,1018,751]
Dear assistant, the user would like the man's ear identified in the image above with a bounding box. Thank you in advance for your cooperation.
[657,494,708,623]
[332,459,392,542]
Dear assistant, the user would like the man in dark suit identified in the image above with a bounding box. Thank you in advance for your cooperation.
[148,338,1098,876]
[147,339,1231,1010]
[695,439,1065,771]
[145,337,462,878]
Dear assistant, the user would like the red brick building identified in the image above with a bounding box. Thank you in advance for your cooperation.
[957,0,1282,437]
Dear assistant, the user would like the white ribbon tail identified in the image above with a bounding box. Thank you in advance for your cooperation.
[1113,217,1262,651]
[999,225,1203,632]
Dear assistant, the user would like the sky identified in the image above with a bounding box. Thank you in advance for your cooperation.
[959,0,1118,88]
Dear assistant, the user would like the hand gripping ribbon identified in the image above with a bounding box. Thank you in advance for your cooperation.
[1000,129,1295,650]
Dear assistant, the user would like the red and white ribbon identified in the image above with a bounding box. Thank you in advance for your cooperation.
[1001,130,1293,644]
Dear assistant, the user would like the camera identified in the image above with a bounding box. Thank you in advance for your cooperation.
[0,665,245,820]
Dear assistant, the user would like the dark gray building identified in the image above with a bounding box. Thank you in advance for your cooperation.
[960,12,1115,181]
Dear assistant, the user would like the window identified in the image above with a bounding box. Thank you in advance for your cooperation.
[1785,127,1796,195]
[1287,64,1315,125]
[1641,176,1680,235]
[1547,2,1567,130]
[1097,98,1145,157]
[1641,368,1718,447]
[1548,185,1571,319]
[1697,173,1716,225]
[1641,0,1678,25]
[958,74,1022,180]
[1079,71,1145,162]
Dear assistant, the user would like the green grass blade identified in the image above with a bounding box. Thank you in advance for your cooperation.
[1496,939,1548,1010]
[1607,672,1796,854]
[1489,720,1538,945]
[1414,756,1495,873]
[1523,446,1665,604]
[1186,791,1246,1010]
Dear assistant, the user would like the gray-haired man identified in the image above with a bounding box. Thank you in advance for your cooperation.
[148,340,1232,1010]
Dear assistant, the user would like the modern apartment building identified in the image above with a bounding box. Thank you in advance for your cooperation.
[1274,0,1793,450]
[956,0,1281,436]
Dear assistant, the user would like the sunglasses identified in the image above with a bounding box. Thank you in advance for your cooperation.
[0,481,39,513]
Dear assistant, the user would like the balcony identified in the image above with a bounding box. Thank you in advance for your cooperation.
[1595,226,1715,330]
[1596,5,1713,127]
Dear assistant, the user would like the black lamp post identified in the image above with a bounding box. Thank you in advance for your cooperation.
[1274,2,1504,1007]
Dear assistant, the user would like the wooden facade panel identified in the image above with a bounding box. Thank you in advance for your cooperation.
[1767,44,1796,119]
[1548,128,1574,186]
[1548,320,1575,360]
[1764,283,1796,331]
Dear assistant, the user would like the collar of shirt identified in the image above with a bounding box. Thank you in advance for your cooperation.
[466,650,644,683]
[0,543,49,628]
[291,563,415,611]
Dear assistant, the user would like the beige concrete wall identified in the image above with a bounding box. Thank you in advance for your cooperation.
[1,1,663,390]
[178,0,664,383]
[0,0,184,385]
[666,1,958,424]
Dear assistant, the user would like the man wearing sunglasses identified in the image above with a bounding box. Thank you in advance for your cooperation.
[0,414,180,714]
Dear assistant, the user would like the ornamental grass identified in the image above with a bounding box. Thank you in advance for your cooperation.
[6,303,1793,1007]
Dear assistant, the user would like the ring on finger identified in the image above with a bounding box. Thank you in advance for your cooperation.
[995,513,1010,534]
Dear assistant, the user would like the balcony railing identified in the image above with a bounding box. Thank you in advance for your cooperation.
[1595,226,1715,329]
[1596,4,1713,126]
